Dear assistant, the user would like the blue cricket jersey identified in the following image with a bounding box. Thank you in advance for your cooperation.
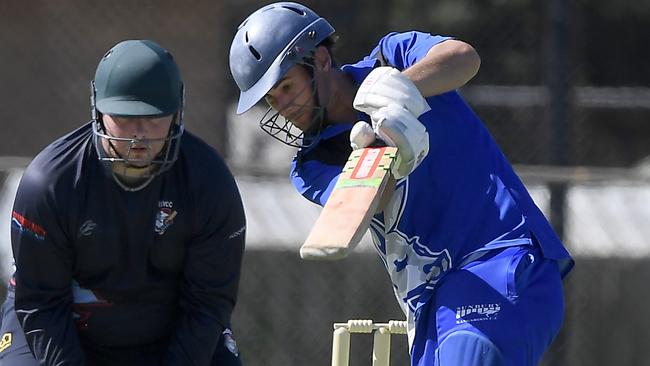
[291,31,573,329]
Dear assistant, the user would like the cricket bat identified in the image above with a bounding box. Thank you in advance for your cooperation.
[300,146,398,260]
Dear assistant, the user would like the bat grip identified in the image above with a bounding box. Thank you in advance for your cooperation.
[367,138,388,148]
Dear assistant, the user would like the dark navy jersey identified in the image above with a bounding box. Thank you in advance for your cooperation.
[10,122,246,365]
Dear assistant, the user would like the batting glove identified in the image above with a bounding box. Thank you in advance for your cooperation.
[372,105,429,179]
[353,66,431,119]
[348,108,429,179]
[349,121,376,150]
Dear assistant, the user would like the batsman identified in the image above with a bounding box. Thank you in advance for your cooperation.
[229,2,574,365]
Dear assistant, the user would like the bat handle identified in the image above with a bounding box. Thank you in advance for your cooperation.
[367,138,388,148]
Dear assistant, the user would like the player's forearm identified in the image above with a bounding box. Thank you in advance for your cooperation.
[165,228,244,364]
[164,288,237,364]
[13,229,84,364]
[402,39,481,97]
[164,315,225,365]
[14,300,85,365]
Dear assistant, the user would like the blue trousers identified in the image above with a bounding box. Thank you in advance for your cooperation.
[411,244,566,366]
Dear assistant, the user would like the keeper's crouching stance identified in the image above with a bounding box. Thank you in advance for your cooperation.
[229,3,574,365]
[0,289,241,365]
[1,39,246,366]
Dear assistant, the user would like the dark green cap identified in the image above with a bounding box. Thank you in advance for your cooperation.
[94,40,182,117]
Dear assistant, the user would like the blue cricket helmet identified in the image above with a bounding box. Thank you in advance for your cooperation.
[229,2,335,114]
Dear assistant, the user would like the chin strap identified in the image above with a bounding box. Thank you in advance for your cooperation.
[302,63,328,142]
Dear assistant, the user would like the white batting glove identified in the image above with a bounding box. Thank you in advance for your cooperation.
[353,66,431,119]
[372,105,429,179]
[349,121,376,150]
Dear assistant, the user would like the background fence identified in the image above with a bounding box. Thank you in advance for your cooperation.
[1,0,649,365]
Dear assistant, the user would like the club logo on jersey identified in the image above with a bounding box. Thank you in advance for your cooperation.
[11,211,46,241]
[155,201,177,235]
[455,303,501,324]
[0,332,12,352]
[369,179,452,316]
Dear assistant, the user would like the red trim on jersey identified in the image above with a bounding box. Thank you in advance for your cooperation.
[12,211,47,237]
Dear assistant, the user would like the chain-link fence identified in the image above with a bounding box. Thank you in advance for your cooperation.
[1,0,650,365]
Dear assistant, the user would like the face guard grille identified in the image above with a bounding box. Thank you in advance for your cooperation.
[258,67,325,148]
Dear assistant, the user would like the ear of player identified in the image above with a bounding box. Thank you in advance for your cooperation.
[352,66,430,179]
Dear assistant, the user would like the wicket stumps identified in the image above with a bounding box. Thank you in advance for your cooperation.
[331,319,408,366]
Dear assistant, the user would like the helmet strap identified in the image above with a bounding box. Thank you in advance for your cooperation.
[299,62,328,143]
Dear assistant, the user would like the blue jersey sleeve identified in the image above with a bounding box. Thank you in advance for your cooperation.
[290,124,354,206]
[375,31,453,70]
[290,158,341,206]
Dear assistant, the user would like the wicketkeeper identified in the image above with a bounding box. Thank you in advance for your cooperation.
[1,40,246,366]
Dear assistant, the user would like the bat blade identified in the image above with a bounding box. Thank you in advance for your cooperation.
[300,146,398,260]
